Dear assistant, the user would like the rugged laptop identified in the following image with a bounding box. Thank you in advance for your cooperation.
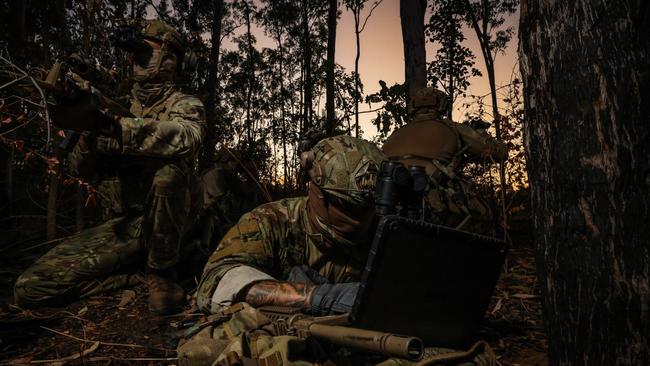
[350,215,507,348]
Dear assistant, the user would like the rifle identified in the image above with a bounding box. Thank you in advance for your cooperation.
[0,54,133,151]
[258,306,424,361]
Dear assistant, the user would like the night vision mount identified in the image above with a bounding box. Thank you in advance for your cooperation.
[374,161,428,219]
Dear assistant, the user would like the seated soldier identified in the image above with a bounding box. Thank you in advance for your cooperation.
[13,20,206,314]
[382,87,507,235]
[179,135,495,366]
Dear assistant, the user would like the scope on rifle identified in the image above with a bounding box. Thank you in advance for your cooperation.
[374,161,427,219]
[65,54,120,94]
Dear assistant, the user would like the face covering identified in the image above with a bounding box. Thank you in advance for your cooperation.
[131,47,178,105]
[307,183,375,250]
[132,47,177,83]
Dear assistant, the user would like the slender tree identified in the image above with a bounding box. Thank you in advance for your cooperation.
[520,0,650,364]
[462,0,517,237]
[399,0,427,109]
[244,1,255,141]
[344,0,382,137]
[302,0,313,132]
[325,0,338,136]
[426,0,481,120]
[201,0,225,170]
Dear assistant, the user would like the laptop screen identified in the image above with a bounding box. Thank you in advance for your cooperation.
[350,215,507,347]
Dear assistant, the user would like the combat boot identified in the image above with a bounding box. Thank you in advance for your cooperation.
[146,267,185,315]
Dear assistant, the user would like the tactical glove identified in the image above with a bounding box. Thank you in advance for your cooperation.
[309,282,360,316]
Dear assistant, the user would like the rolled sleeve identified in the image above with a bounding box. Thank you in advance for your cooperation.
[196,212,276,312]
[209,265,274,313]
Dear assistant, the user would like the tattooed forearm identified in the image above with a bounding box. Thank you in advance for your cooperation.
[242,280,316,309]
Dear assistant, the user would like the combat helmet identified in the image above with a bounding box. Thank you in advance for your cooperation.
[304,135,386,206]
[409,87,451,117]
[112,19,196,74]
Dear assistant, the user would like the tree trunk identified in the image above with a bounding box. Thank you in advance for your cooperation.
[353,4,361,137]
[302,0,313,132]
[325,0,337,137]
[245,3,254,141]
[519,1,650,364]
[201,0,224,170]
[399,0,427,109]
[276,29,289,190]
[466,0,508,239]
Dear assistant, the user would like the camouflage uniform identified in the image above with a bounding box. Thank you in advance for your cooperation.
[180,136,496,366]
[382,88,507,235]
[13,22,207,308]
[178,149,266,279]
[196,136,383,313]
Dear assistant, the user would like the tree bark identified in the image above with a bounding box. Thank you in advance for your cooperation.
[399,0,427,109]
[275,28,289,189]
[201,0,224,170]
[245,2,254,141]
[519,1,650,364]
[353,5,361,137]
[302,0,313,132]
[325,0,338,137]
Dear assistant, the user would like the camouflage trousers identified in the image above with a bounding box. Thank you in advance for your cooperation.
[14,163,196,308]
[177,303,496,366]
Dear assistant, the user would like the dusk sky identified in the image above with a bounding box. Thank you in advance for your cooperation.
[195,1,521,139]
[333,1,520,138]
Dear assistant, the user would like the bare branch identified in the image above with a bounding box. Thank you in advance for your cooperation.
[359,0,384,33]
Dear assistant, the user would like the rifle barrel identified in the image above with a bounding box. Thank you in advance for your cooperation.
[306,322,424,361]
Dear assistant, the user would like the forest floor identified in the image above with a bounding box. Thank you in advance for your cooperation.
[0,232,548,366]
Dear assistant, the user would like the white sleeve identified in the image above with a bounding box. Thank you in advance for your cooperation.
[210,265,275,314]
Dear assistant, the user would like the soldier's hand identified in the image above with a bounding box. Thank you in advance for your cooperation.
[309,282,360,315]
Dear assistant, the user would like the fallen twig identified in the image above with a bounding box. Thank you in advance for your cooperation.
[28,341,99,364]
[40,326,146,349]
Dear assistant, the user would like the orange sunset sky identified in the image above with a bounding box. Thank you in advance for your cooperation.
[174,1,521,139]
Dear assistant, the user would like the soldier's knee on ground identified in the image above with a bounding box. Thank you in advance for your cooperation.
[143,163,193,270]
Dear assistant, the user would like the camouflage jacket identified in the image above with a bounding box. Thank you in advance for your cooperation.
[196,196,370,312]
[382,111,506,174]
[69,87,206,216]
[382,112,505,234]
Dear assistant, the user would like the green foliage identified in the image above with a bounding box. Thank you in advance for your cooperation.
[463,0,517,55]
[461,78,527,192]
[426,0,481,112]
[364,80,407,144]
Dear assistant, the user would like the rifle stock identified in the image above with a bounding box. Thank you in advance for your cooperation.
[259,306,424,361]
